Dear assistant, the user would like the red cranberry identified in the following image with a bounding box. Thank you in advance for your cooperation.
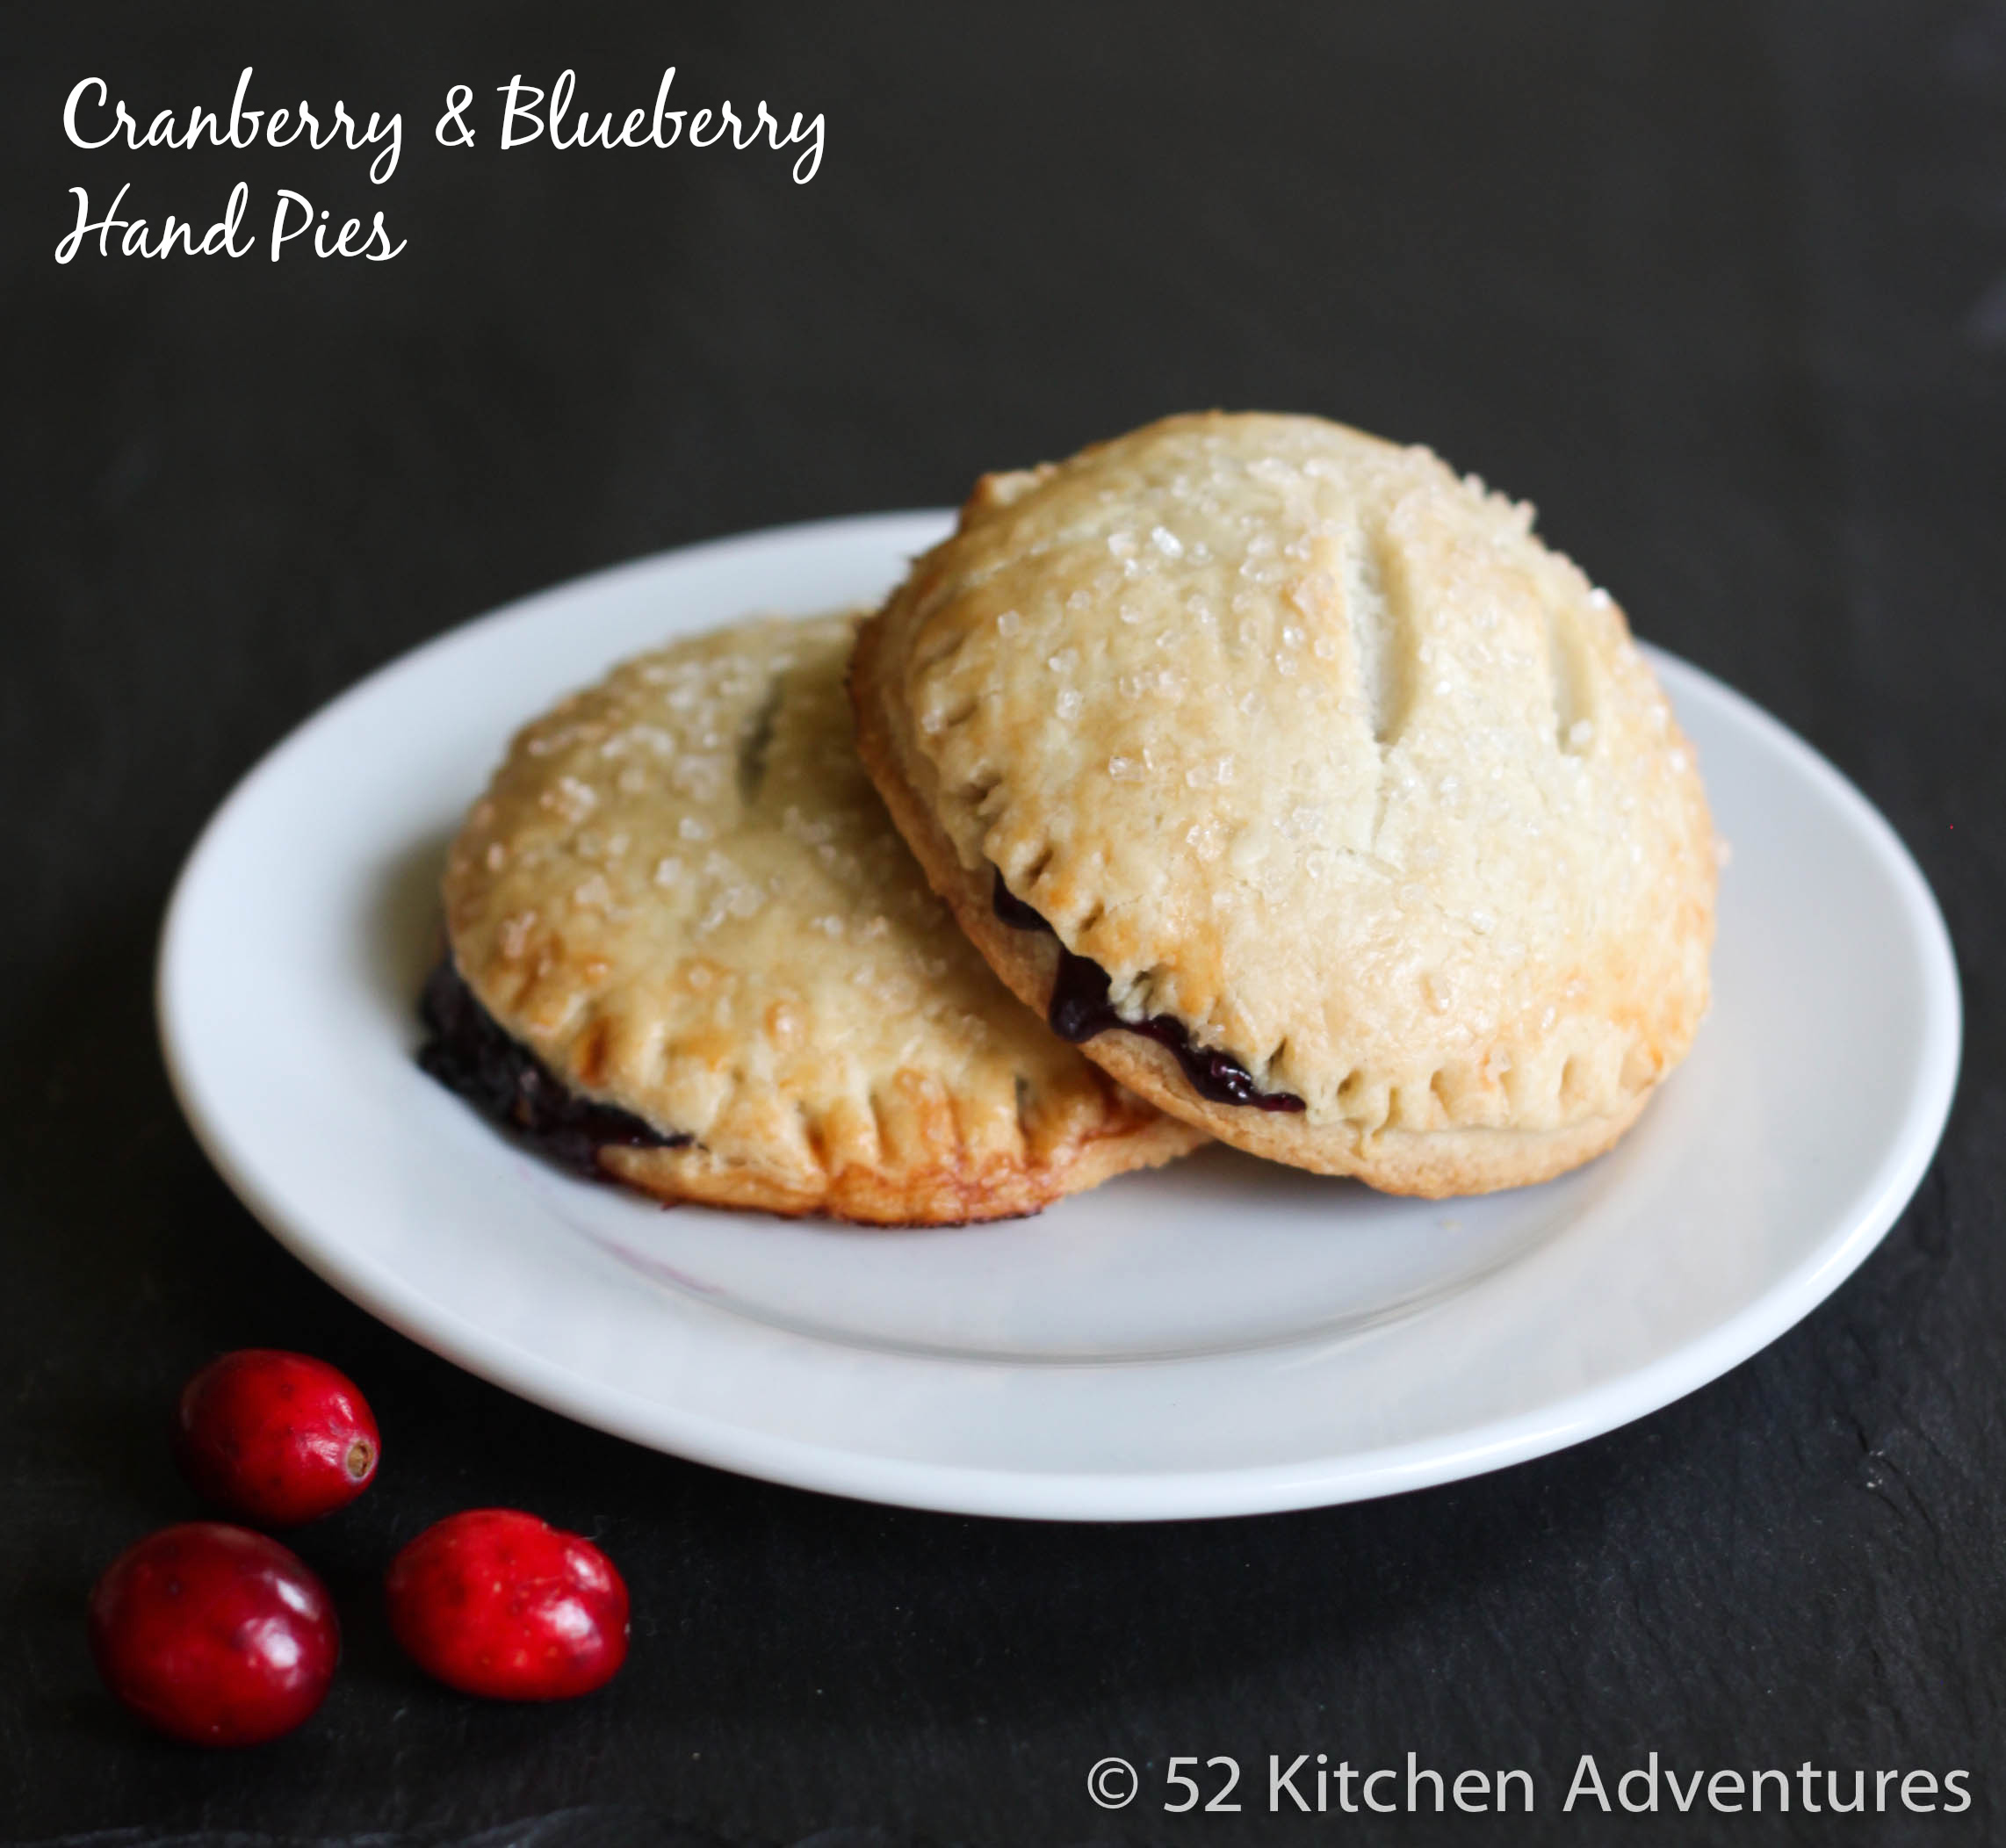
[173,1349,379,1526]
[88,1522,340,1746]
[385,1509,629,1700]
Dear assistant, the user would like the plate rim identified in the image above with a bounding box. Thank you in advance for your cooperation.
[155,511,1964,1522]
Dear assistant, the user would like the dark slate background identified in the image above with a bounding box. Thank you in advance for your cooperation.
[4,1,2002,1843]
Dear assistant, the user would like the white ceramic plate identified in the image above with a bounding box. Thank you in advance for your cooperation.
[158,513,1961,1521]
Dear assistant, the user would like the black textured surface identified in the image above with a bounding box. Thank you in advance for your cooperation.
[5,2,2002,1844]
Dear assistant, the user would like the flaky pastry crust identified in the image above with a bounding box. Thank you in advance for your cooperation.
[440,614,1202,1223]
[851,413,1716,1195]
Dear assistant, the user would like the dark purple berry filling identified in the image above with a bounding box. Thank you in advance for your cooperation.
[990,875,1050,935]
[417,958,689,1177]
[990,871,1305,1114]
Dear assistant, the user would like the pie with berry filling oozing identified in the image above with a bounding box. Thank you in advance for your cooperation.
[421,612,1203,1224]
[850,412,1718,1197]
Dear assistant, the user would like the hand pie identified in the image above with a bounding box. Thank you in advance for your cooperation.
[424,612,1204,1223]
[851,413,1716,1196]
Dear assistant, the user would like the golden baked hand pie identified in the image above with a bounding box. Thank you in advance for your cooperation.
[422,612,1203,1223]
[851,413,1717,1196]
